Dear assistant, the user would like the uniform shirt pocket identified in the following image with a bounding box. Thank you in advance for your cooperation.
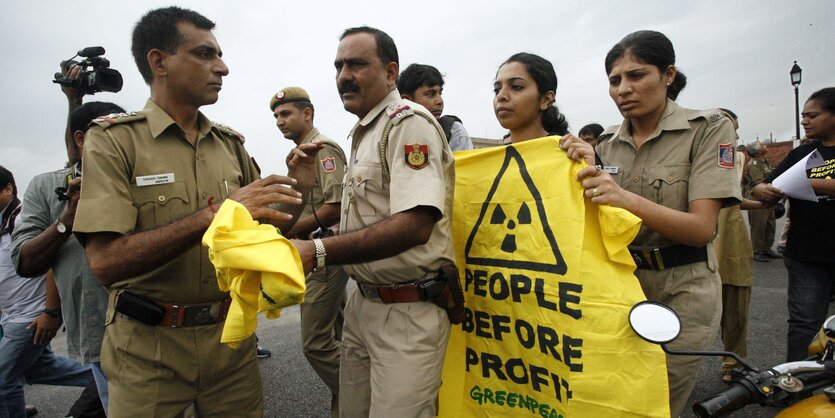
[348,163,384,219]
[648,164,690,211]
[130,181,190,230]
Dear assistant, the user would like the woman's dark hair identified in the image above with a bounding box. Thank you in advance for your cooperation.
[501,52,569,135]
[605,30,687,101]
[807,87,835,114]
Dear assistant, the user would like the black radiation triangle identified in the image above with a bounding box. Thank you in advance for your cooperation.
[464,146,567,275]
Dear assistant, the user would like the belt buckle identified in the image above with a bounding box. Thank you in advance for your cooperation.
[170,304,181,328]
[642,248,664,270]
[183,305,214,326]
[359,284,381,300]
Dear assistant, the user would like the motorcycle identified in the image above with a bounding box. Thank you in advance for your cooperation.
[628,301,835,417]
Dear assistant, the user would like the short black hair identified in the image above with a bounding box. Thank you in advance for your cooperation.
[0,165,15,198]
[718,108,738,120]
[340,26,398,66]
[578,123,605,139]
[132,6,215,84]
[69,102,126,134]
[397,64,444,97]
[293,102,315,121]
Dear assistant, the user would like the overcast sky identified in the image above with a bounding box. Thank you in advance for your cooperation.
[2,0,833,194]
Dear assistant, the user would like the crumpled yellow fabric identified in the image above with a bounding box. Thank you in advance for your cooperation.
[202,200,305,348]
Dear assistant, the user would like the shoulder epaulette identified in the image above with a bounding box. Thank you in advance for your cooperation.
[213,122,246,144]
[385,102,415,126]
[685,108,725,124]
[90,112,145,129]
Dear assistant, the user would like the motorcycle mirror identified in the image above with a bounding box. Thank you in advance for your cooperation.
[628,301,681,345]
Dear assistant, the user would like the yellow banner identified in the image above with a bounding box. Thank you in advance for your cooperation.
[439,137,669,418]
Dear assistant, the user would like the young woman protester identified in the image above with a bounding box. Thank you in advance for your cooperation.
[493,52,569,143]
[753,87,835,363]
[560,30,742,416]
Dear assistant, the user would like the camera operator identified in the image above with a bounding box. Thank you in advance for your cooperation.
[12,64,126,412]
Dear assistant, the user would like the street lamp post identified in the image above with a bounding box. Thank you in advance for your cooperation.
[790,61,802,140]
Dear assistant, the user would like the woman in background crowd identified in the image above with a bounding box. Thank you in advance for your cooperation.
[753,87,835,362]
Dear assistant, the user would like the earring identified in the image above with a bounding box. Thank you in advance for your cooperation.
[666,81,671,86]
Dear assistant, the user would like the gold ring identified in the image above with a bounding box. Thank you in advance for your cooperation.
[592,188,600,197]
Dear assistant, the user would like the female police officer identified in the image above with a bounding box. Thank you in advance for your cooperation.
[562,30,741,416]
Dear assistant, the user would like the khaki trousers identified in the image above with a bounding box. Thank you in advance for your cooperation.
[720,285,751,368]
[748,208,776,253]
[339,289,450,418]
[300,265,348,417]
[101,315,263,418]
[637,261,721,418]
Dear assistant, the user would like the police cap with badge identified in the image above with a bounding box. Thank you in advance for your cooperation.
[270,86,312,111]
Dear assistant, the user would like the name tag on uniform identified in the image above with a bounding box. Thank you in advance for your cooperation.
[603,166,619,174]
[136,173,175,186]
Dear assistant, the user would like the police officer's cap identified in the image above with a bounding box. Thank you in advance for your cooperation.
[270,87,311,111]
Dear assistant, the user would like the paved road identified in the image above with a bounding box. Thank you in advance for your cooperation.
[23,237,834,417]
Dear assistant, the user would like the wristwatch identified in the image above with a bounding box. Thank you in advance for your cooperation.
[55,219,69,234]
[312,238,326,272]
[43,307,62,319]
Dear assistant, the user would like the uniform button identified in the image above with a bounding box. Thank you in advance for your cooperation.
[158,195,166,202]
[201,191,207,199]
[86,289,93,295]
[666,176,674,182]
[632,177,639,183]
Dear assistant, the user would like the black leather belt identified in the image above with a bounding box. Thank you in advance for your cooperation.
[629,244,707,270]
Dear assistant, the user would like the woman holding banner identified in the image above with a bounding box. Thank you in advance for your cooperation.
[753,87,835,363]
[492,52,569,143]
[561,30,741,416]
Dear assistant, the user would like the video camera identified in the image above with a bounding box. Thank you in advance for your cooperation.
[53,46,123,94]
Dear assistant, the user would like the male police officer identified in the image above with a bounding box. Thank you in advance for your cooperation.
[293,27,455,417]
[271,86,348,416]
[743,142,780,261]
[72,7,318,417]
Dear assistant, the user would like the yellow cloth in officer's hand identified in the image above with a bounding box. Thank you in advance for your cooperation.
[202,199,306,348]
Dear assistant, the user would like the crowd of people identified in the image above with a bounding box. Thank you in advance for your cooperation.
[1,5,833,418]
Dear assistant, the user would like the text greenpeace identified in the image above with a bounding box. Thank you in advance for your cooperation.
[438,138,670,418]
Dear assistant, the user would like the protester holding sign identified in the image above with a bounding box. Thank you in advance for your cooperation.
[753,87,835,362]
[561,30,741,416]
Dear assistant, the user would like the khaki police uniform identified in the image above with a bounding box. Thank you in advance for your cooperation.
[297,127,349,414]
[597,99,741,417]
[338,90,454,417]
[743,157,777,253]
[716,150,754,370]
[73,99,263,417]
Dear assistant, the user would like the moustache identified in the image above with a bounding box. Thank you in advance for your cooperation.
[338,82,360,95]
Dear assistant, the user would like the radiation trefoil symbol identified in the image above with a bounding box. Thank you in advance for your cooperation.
[464,146,567,275]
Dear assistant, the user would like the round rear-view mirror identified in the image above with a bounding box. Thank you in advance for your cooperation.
[628,301,681,345]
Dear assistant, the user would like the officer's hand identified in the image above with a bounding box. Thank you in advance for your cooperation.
[28,312,61,346]
[559,134,596,166]
[577,165,633,209]
[286,141,325,190]
[291,239,315,275]
[229,175,303,221]
[58,177,82,229]
[60,61,84,103]
[752,182,784,203]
